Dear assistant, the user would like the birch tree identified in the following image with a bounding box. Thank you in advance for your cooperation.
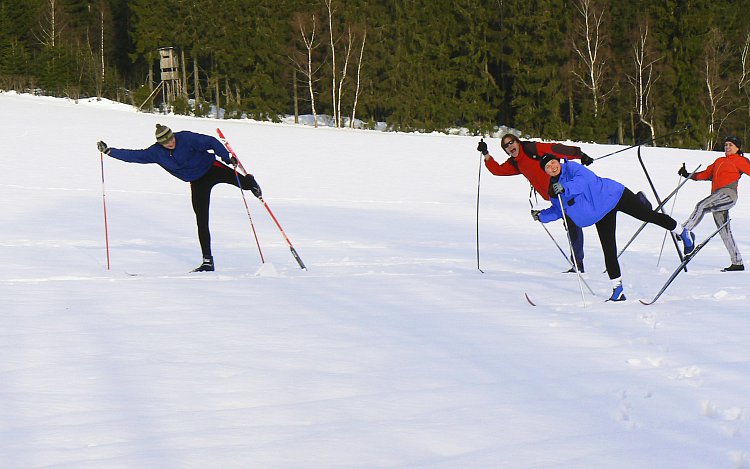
[334,25,354,127]
[350,28,366,128]
[35,0,64,48]
[703,28,739,149]
[99,6,104,98]
[291,12,321,127]
[628,23,660,142]
[571,0,609,119]
[322,0,368,128]
[739,30,750,118]
[324,0,339,127]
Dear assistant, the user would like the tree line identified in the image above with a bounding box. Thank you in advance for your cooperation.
[2,0,749,149]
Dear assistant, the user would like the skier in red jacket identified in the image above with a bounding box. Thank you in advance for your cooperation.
[478,133,594,272]
[678,135,750,272]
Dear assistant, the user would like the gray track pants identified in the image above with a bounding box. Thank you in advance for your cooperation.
[683,187,743,265]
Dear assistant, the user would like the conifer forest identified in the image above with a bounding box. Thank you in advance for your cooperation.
[2,0,749,148]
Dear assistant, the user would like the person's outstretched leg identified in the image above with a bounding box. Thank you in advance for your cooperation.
[615,188,695,253]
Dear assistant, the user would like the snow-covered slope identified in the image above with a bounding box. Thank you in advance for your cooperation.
[2,92,748,468]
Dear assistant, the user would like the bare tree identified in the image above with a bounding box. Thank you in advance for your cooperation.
[628,23,661,142]
[324,0,368,128]
[324,0,339,127]
[738,30,750,118]
[703,28,740,149]
[98,4,105,100]
[35,0,65,48]
[290,12,322,127]
[350,28,367,128]
[571,0,609,118]
[334,25,355,127]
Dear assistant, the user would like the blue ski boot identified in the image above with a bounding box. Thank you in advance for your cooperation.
[679,228,695,255]
[607,284,626,302]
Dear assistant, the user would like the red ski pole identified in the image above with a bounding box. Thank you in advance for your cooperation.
[100,151,111,270]
[216,128,306,270]
[259,198,307,270]
[215,128,265,263]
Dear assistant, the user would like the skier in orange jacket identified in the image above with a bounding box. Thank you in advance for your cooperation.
[678,135,750,272]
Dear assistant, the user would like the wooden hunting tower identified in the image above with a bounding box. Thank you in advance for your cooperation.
[158,47,182,106]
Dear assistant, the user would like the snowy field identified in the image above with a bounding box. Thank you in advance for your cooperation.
[1,92,749,468]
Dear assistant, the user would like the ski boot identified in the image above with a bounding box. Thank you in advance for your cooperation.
[678,228,695,255]
[607,278,626,302]
[192,256,214,272]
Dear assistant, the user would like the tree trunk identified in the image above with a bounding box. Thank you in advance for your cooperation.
[193,56,200,101]
[350,29,366,128]
[181,49,187,98]
[215,77,220,118]
[326,0,338,127]
[98,8,104,100]
[568,86,575,128]
[293,67,299,124]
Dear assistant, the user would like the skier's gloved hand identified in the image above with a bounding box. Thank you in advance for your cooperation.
[531,209,541,221]
[477,140,488,155]
[551,182,565,195]
[97,141,110,155]
[246,174,262,198]
[229,156,238,166]
[580,153,594,166]
[677,163,689,178]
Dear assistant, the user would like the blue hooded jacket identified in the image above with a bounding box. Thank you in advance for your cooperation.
[108,131,231,182]
[538,160,624,227]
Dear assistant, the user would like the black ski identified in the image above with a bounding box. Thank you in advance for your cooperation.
[636,146,688,271]
[639,220,730,305]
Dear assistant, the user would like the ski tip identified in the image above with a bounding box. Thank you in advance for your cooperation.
[524,293,537,306]
[639,299,654,306]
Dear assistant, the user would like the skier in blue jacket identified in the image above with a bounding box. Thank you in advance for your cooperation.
[97,124,262,272]
[532,154,693,301]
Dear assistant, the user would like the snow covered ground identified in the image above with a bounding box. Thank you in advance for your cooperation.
[2,92,749,468]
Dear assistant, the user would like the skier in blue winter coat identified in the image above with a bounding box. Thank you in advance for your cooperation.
[532,154,694,301]
[97,124,262,272]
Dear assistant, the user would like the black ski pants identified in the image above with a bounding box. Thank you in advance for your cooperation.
[190,162,256,258]
[596,188,678,280]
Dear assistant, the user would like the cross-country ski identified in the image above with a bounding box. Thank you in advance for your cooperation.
[640,220,731,305]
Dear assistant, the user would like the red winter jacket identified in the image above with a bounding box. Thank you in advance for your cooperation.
[692,153,750,192]
[484,141,586,201]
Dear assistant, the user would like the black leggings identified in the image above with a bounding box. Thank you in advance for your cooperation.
[596,188,678,279]
[190,163,256,257]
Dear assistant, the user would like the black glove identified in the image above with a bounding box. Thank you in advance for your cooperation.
[97,141,110,154]
[580,153,594,166]
[229,156,238,166]
[246,174,262,198]
[477,139,488,155]
[551,182,565,195]
[678,163,689,178]
[531,209,541,221]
